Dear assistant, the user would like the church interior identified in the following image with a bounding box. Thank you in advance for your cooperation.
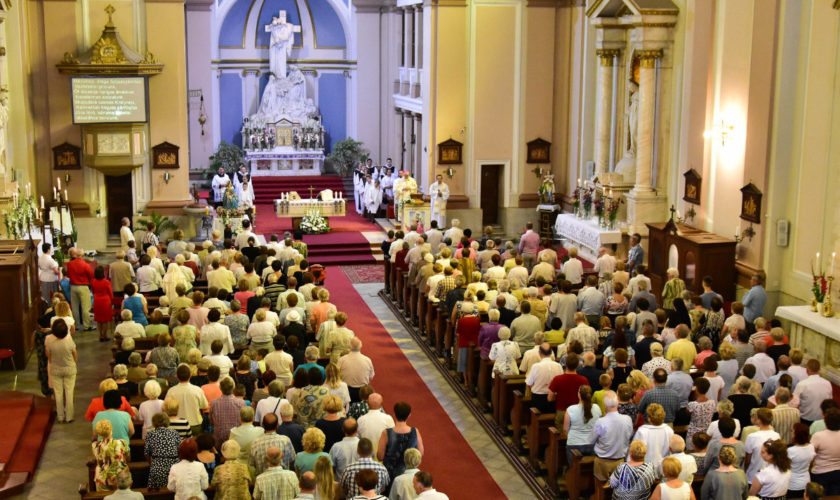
[0,0,839,498]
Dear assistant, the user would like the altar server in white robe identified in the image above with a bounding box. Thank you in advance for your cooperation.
[364,179,382,222]
[381,167,395,202]
[235,173,255,202]
[211,167,231,207]
[238,180,255,210]
[428,174,450,228]
[353,162,366,213]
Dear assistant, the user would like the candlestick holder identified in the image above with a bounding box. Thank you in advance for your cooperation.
[822,276,835,318]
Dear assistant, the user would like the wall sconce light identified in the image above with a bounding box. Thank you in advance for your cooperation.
[734,224,756,244]
[163,172,171,184]
[704,120,735,146]
[64,173,71,185]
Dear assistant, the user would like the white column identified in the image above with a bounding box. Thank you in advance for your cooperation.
[402,111,412,172]
[241,69,261,116]
[401,8,412,95]
[594,49,618,178]
[634,50,661,192]
[413,113,423,184]
[414,5,422,70]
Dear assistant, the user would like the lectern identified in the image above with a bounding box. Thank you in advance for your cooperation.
[0,240,41,368]
[645,221,736,304]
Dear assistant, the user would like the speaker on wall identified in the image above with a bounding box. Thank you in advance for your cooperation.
[777,219,790,247]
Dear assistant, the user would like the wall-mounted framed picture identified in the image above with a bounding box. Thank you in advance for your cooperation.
[152,141,180,169]
[683,168,701,204]
[52,142,82,170]
[526,138,551,164]
[437,138,463,165]
[740,183,762,224]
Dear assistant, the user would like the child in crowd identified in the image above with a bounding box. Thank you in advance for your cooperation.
[593,373,612,414]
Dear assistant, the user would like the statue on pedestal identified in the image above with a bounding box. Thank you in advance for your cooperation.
[615,81,638,183]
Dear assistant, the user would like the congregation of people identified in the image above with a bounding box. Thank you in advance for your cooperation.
[34,218,451,500]
[383,216,837,500]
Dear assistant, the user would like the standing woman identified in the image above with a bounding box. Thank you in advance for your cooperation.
[45,319,77,423]
[313,454,337,500]
[563,385,602,464]
[91,266,114,342]
[749,439,792,499]
[378,402,424,481]
[168,438,209,500]
[144,412,183,489]
[121,284,149,327]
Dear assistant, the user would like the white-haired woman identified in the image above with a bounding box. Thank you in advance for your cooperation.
[138,379,165,439]
[162,263,188,303]
[488,327,521,377]
[662,267,686,310]
[114,309,146,339]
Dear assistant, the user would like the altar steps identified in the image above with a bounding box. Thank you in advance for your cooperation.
[252,175,349,204]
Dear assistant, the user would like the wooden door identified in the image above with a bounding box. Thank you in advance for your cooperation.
[106,174,133,235]
[481,164,502,225]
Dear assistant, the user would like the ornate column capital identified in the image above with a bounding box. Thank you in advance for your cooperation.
[637,49,663,68]
[596,49,621,66]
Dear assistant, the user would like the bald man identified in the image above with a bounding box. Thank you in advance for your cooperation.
[357,394,395,452]
[253,446,300,499]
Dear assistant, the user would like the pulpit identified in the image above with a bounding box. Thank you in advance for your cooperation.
[0,240,41,368]
[646,221,736,303]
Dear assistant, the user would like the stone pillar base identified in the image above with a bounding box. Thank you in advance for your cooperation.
[625,188,668,236]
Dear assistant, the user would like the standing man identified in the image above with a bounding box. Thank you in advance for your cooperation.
[626,233,644,275]
[66,248,94,331]
[119,217,135,251]
[518,222,540,272]
[742,273,767,328]
[38,243,60,302]
[211,167,231,208]
[394,170,418,224]
[428,174,450,228]
[594,247,616,278]
[354,162,366,214]
[363,176,380,222]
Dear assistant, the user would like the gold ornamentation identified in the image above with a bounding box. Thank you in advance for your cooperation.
[143,52,157,64]
[61,52,79,64]
[596,49,621,66]
[637,49,663,69]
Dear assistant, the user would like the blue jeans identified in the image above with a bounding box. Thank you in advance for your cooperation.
[566,443,595,466]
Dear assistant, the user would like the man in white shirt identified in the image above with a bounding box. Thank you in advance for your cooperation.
[443,219,463,245]
[507,257,529,290]
[743,408,781,482]
[38,242,61,302]
[357,393,394,451]
[199,310,234,356]
[561,247,584,285]
[167,363,209,434]
[389,448,422,500]
[425,221,443,253]
[119,217,135,251]
[627,266,652,296]
[548,283,577,333]
[525,344,563,413]
[593,246,616,278]
[744,340,776,384]
[235,219,258,250]
[518,332,555,375]
[338,338,375,401]
[413,471,450,500]
[793,359,834,423]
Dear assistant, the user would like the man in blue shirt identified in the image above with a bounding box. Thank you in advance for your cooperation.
[626,233,644,275]
[590,391,634,481]
[742,273,767,325]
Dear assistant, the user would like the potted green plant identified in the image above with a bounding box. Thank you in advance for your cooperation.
[326,138,367,177]
[136,212,178,237]
[207,141,245,179]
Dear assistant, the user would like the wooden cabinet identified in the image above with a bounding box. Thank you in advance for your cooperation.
[646,222,736,304]
[0,240,41,368]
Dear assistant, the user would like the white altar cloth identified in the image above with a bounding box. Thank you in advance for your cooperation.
[554,214,621,253]
[775,305,840,384]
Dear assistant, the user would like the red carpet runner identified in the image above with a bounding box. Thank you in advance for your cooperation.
[325,267,506,499]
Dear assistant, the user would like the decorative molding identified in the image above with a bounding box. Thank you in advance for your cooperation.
[518,193,540,208]
[596,48,621,66]
[211,58,358,65]
[637,48,662,68]
[423,0,468,7]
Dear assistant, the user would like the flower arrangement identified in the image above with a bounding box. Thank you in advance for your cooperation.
[2,193,37,239]
[582,187,594,218]
[607,196,624,229]
[594,196,605,222]
[299,209,330,234]
[812,257,828,305]
[572,187,581,215]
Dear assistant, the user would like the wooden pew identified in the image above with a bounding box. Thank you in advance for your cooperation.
[477,358,493,410]
[426,300,437,345]
[409,283,418,325]
[443,319,455,368]
[400,272,410,311]
[417,292,427,334]
[527,407,557,471]
[465,346,481,396]
[88,458,150,490]
[592,478,612,500]
[434,313,446,356]
[545,427,567,496]
[395,272,405,308]
[389,262,398,301]
[383,259,391,294]
[494,374,525,433]
[565,449,595,500]
[511,389,529,453]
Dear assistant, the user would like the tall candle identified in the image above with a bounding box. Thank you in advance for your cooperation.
[57,178,60,191]
[64,189,68,201]
[577,178,581,187]
[40,195,44,210]
[832,252,836,277]
[817,252,821,273]
[26,183,31,197]
[53,187,57,200]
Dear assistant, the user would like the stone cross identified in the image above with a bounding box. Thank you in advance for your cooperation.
[265,11,301,79]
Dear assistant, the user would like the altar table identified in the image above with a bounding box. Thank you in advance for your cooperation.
[554,214,622,254]
[775,305,840,384]
[275,198,347,217]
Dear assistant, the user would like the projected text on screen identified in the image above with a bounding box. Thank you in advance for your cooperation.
[71,77,147,124]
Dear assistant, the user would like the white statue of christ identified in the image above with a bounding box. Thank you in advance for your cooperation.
[265,11,301,79]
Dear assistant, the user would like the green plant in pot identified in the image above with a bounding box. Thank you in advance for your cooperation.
[326,138,367,177]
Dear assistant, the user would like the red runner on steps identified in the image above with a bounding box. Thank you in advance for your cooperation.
[325,267,506,499]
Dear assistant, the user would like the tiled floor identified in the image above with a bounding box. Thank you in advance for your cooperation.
[0,283,533,500]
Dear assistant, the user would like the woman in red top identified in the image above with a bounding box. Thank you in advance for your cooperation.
[91,266,114,342]
[455,295,481,386]
[85,378,136,421]
[233,279,255,314]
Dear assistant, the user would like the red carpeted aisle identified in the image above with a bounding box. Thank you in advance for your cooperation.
[325,267,505,499]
